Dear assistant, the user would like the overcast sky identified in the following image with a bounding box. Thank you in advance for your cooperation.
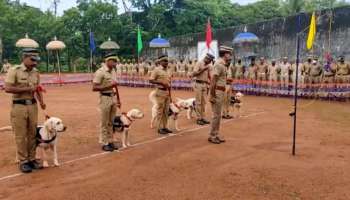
[21,0,259,15]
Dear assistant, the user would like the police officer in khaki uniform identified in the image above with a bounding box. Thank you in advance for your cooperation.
[322,59,336,85]
[192,53,214,125]
[257,57,268,82]
[223,61,234,119]
[310,59,322,84]
[149,55,173,135]
[302,56,312,86]
[336,56,350,84]
[234,58,244,80]
[93,53,120,152]
[280,57,291,89]
[208,46,233,144]
[168,59,177,78]
[267,59,280,95]
[248,57,257,84]
[5,48,45,173]
[1,59,11,73]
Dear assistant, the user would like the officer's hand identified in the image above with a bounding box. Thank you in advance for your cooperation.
[116,101,121,108]
[203,66,209,71]
[28,86,37,93]
[40,103,46,110]
[209,96,216,104]
[163,82,170,89]
[111,81,118,87]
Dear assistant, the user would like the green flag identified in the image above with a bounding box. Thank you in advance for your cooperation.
[137,26,143,55]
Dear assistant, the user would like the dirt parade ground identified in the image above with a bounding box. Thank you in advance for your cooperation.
[0,84,349,200]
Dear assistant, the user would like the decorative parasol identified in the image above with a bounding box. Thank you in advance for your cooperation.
[100,37,120,50]
[149,34,170,48]
[233,32,259,45]
[15,34,39,48]
[46,36,66,85]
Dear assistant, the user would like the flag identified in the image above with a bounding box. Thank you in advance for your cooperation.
[306,12,316,50]
[137,26,143,55]
[205,18,212,49]
[89,31,96,53]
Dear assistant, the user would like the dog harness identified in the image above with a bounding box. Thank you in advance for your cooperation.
[230,96,241,104]
[36,127,57,145]
[112,113,133,132]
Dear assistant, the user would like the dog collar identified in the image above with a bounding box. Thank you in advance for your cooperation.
[122,112,134,124]
[174,103,181,110]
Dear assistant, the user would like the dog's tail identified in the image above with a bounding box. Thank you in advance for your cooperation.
[148,90,157,105]
[0,126,13,133]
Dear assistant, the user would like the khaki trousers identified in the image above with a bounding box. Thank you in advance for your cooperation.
[194,83,208,119]
[99,96,116,145]
[209,90,225,138]
[222,85,232,116]
[155,89,170,130]
[11,103,38,163]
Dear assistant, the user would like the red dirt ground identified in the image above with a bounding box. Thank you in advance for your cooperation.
[0,84,349,200]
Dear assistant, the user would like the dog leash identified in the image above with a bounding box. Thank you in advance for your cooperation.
[36,85,51,119]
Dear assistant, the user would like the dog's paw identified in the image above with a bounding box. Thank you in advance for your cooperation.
[54,161,60,167]
[43,161,49,168]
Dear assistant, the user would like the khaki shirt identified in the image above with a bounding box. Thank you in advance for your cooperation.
[187,63,194,72]
[280,62,291,76]
[178,62,186,72]
[302,62,312,75]
[212,58,227,87]
[268,64,280,76]
[93,64,115,93]
[248,64,257,77]
[336,62,350,75]
[5,64,40,100]
[227,63,235,81]
[193,60,210,82]
[310,63,322,76]
[2,63,11,73]
[235,64,244,75]
[168,62,176,76]
[150,66,170,89]
[257,62,268,73]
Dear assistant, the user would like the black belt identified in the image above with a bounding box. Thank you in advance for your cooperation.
[195,80,208,84]
[101,93,114,97]
[13,99,37,105]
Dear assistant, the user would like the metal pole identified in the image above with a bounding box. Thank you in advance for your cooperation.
[57,51,62,86]
[292,15,302,156]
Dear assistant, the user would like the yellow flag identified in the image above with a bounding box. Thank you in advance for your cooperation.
[306,12,317,50]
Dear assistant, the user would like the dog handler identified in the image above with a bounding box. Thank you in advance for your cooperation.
[5,48,46,173]
[192,53,214,125]
[93,53,121,152]
[149,55,173,135]
[208,46,233,144]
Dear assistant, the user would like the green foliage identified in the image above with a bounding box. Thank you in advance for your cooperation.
[0,0,348,71]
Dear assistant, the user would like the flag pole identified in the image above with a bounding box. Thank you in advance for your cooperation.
[291,15,302,156]
[137,25,140,65]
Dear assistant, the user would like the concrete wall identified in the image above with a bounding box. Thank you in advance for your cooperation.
[144,6,350,62]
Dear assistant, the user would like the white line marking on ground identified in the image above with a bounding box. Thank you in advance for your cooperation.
[0,111,265,182]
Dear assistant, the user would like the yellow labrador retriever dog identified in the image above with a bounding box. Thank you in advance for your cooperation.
[112,109,144,148]
[149,91,192,131]
[230,92,244,118]
[0,117,66,167]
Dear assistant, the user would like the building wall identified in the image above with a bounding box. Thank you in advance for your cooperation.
[144,6,350,62]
